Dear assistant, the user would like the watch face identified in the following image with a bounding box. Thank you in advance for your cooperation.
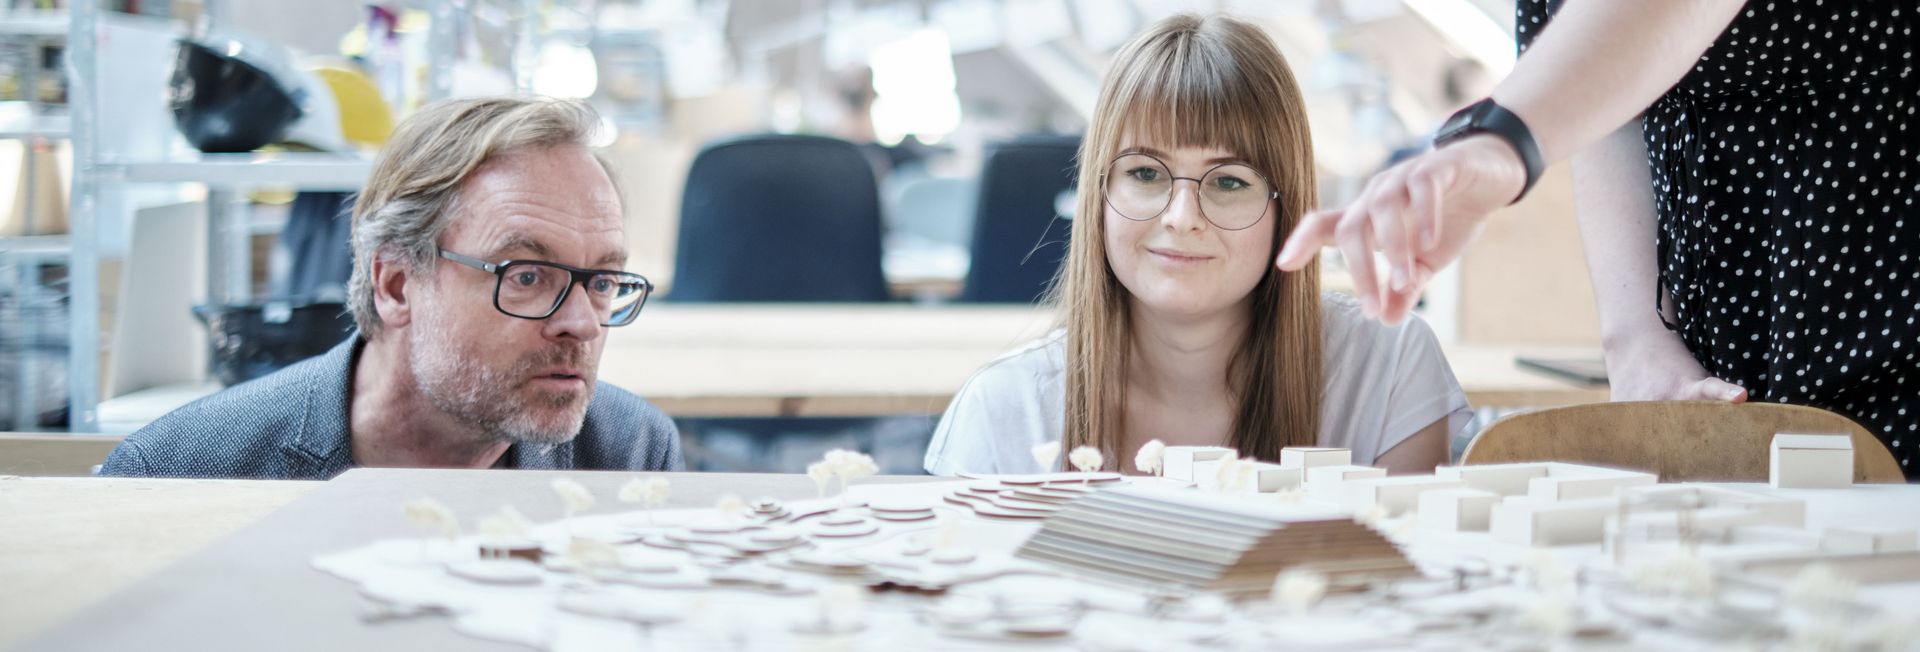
[1436,108,1475,141]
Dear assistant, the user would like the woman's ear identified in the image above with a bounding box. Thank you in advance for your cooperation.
[369,250,415,330]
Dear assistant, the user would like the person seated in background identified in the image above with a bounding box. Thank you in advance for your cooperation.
[101,97,683,479]
[924,14,1470,476]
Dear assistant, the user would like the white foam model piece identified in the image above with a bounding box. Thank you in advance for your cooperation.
[1617,485,1807,529]
[1197,459,1277,493]
[1249,462,1303,492]
[1613,508,1774,540]
[1345,476,1466,516]
[1822,526,1919,554]
[1418,488,1500,531]
[1437,462,1657,500]
[1771,433,1854,489]
[1305,465,1386,502]
[1528,470,1658,501]
[1191,458,1229,491]
[1162,446,1235,483]
[1280,447,1352,470]
[1434,463,1550,496]
[1728,525,1828,548]
[1490,497,1618,546]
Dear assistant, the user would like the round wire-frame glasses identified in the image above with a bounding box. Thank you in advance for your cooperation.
[1099,152,1279,231]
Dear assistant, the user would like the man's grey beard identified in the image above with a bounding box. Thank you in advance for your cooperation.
[408,323,593,446]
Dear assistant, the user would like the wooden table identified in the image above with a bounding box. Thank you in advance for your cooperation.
[3,469,933,652]
[0,434,125,476]
[95,305,1607,429]
[0,476,321,649]
[603,304,1609,417]
[5,470,1916,651]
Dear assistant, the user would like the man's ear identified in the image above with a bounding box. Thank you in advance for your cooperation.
[370,250,417,329]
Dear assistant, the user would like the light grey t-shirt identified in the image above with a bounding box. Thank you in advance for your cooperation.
[923,293,1472,475]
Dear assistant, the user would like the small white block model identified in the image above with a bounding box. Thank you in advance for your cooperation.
[1617,485,1807,529]
[1727,525,1827,548]
[1418,488,1501,531]
[1249,462,1303,492]
[1161,446,1235,483]
[1434,463,1549,496]
[1528,471,1657,501]
[1714,488,1806,528]
[1490,497,1618,546]
[1438,462,1661,500]
[1346,476,1466,516]
[1306,465,1386,502]
[1613,506,1795,542]
[1190,458,1231,491]
[1822,526,1919,554]
[1280,447,1352,470]
[1770,433,1854,489]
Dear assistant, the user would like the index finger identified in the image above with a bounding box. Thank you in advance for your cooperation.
[1277,207,1343,271]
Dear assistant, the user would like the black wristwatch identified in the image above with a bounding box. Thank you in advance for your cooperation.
[1432,98,1544,204]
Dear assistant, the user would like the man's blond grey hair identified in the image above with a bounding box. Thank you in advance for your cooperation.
[347,96,616,339]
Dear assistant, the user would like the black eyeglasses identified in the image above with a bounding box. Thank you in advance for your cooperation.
[438,249,653,327]
[1100,152,1279,231]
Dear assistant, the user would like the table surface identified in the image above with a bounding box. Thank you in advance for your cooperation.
[609,305,1608,412]
[0,475,321,649]
[97,304,1607,427]
[6,470,1917,651]
[2,469,935,651]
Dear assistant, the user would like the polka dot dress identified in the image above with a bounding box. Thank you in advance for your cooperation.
[1522,0,1920,479]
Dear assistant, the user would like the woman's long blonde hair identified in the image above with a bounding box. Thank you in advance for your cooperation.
[1053,13,1321,466]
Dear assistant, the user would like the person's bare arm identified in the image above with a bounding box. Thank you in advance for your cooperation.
[1373,417,1450,475]
[1573,124,1747,402]
[1278,0,1748,324]
[1492,1,1746,163]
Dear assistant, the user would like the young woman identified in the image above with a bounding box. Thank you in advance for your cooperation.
[924,14,1470,476]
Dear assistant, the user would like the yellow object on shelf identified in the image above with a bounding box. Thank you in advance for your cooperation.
[311,65,394,148]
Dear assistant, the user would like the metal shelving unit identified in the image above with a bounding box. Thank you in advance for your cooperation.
[96,153,373,189]
[0,9,69,36]
[63,0,103,432]
[56,0,463,432]
[0,235,68,430]
[2,7,76,431]
[0,113,69,140]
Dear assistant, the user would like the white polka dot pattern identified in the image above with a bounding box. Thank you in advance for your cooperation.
[1521,0,1919,479]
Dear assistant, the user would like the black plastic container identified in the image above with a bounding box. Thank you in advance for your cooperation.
[192,301,354,387]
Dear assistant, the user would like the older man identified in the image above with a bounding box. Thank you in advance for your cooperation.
[100,97,683,478]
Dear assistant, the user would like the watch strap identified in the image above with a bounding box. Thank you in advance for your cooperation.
[1434,98,1544,204]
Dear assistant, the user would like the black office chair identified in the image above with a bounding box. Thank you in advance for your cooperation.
[668,134,896,466]
[670,133,889,302]
[958,134,1081,303]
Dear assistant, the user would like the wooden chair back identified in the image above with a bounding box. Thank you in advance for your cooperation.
[1460,401,1905,482]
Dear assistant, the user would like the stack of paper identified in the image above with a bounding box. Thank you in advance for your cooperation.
[1014,485,1416,596]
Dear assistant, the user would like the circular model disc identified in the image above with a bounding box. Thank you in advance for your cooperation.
[447,559,543,585]
[873,511,936,523]
[820,514,871,527]
[809,522,880,538]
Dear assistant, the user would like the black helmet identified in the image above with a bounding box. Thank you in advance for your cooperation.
[168,37,304,153]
